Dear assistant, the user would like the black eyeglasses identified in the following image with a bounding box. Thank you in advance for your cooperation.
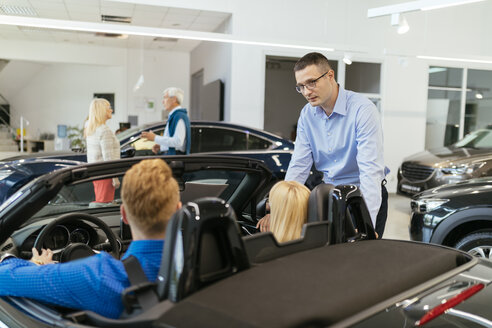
[295,71,328,93]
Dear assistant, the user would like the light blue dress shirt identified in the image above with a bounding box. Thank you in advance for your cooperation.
[285,86,385,225]
[0,240,164,319]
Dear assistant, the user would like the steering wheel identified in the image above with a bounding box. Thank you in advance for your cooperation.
[34,212,120,262]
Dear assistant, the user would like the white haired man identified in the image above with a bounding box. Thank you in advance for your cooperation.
[141,87,191,155]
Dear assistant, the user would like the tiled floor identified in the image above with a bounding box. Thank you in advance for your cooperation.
[383,193,412,241]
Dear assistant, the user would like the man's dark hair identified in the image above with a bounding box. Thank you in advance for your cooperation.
[294,52,332,72]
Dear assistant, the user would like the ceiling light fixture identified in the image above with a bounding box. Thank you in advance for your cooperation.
[396,15,410,34]
[417,55,492,64]
[0,15,335,52]
[343,54,352,65]
[0,5,37,16]
[475,92,483,99]
[368,0,485,26]
[368,0,485,17]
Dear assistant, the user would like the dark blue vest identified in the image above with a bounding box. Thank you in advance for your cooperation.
[167,108,191,155]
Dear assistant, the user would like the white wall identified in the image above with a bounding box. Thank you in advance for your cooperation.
[9,63,126,135]
[190,20,231,120]
[126,48,190,124]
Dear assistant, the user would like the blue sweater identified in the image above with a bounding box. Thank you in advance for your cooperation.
[167,108,191,155]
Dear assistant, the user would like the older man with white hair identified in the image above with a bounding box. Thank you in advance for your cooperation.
[141,87,191,155]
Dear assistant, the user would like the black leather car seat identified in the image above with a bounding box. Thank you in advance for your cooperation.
[157,197,250,302]
[306,183,376,243]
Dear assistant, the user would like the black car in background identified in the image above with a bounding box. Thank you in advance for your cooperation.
[0,155,491,327]
[398,128,492,197]
[410,177,492,259]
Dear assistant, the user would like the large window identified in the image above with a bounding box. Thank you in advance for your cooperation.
[426,67,492,149]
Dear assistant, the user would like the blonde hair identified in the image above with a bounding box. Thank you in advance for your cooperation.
[121,159,179,235]
[85,98,110,137]
[269,181,310,243]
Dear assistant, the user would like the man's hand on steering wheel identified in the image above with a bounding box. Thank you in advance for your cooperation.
[30,248,57,265]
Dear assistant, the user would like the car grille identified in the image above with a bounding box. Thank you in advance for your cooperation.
[401,162,435,181]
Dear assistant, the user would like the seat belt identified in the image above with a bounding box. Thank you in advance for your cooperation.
[121,255,159,314]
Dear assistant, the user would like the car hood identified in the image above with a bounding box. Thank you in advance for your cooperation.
[403,147,492,167]
[413,176,492,200]
[0,155,272,245]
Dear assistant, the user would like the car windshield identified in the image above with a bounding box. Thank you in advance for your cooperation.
[116,126,142,142]
[453,129,492,149]
[29,169,247,221]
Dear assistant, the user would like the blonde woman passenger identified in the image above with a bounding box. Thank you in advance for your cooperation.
[85,98,120,203]
[268,180,310,243]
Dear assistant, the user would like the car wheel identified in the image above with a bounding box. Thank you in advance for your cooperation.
[454,231,492,260]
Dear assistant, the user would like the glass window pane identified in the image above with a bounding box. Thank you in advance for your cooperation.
[425,90,462,148]
[247,135,271,150]
[196,127,247,152]
[428,67,463,88]
[345,62,381,93]
[465,69,492,135]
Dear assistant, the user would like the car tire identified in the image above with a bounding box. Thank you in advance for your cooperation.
[454,231,492,260]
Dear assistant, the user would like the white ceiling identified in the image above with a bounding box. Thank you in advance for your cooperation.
[0,0,231,51]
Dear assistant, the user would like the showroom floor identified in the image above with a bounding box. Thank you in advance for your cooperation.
[383,193,412,241]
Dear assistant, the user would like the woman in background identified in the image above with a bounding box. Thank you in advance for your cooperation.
[85,98,120,203]
[268,180,310,243]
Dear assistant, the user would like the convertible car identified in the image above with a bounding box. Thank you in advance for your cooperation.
[0,155,490,327]
[0,121,299,203]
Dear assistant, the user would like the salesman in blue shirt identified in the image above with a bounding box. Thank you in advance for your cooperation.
[259,52,387,237]
[0,159,181,318]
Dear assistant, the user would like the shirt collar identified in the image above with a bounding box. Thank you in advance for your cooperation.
[313,84,347,117]
[122,239,164,259]
[168,106,183,117]
[332,84,347,116]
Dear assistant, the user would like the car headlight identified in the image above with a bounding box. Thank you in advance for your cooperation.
[440,162,485,175]
[411,198,449,214]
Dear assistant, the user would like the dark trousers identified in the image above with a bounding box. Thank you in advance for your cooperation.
[375,183,388,239]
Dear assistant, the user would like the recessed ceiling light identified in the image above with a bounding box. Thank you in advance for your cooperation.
[17,26,47,33]
[153,37,178,42]
[0,5,37,16]
[101,15,131,24]
[95,32,129,39]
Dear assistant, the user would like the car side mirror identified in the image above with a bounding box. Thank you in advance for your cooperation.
[120,146,136,158]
